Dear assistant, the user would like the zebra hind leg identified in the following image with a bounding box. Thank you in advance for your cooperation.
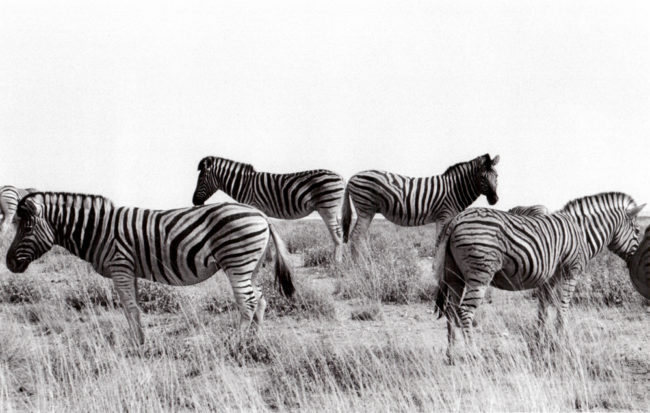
[317,207,343,263]
[252,284,267,330]
[458,279,492,359]
[224,268,259,334]
[349,211,375,261]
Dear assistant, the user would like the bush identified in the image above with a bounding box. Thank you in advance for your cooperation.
[137,280,185,313]
[334,232,426,304]
[302,245,332,267]
[0,277,44,304]
[64,278,117,311]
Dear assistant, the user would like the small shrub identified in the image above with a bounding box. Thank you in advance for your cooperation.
[137,280,185,313]
[0,277,44,304]
[64,278,117,311]
[302,245,332,267]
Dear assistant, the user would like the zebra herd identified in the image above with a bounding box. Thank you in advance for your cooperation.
[2,153,649,358]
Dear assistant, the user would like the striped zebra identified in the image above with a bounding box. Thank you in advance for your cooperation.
[342,154,500,257]
[0,186,37,233]
[627,225,650,300]
[192,156,346,262]
[435,192,644,358]
[6,192,295,344]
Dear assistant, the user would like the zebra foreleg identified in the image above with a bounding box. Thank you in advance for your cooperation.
[112,274,144,345]
[555,269,578,334]
[317,207,343,263]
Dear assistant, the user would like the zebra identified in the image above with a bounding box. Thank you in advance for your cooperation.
[434,192,644,359]
[0,186,37,233]
[6,192,295,344]
[342,154,500,258]
[627,225,650,300]
[192,156,346,262]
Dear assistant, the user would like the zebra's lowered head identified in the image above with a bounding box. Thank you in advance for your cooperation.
[192,156,255,206]
[475,154,500,205]
[6,194,55,273]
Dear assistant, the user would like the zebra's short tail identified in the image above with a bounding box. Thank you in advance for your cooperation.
[268,223,295,297]
[341,186,352,243]
[434,242,455,318]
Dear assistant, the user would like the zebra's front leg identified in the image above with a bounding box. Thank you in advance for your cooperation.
[317,207,343,263]
[112,274,144,345]
[555,269,578,334]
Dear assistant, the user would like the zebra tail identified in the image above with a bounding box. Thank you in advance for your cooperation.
[433,243,455,319]
[341,186,352,243]
[268,222,296,298]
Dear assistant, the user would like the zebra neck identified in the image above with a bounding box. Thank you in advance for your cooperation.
[440,165,480,214]
[566,210,614,259]
[48,195,116,267]
[214,161,255,204]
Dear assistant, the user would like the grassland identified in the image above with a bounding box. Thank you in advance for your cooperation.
[1,219,649,412]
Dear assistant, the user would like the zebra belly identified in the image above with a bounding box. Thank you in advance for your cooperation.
[136,253,220,286]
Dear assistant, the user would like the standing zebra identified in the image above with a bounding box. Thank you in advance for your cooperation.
[627,225,650,300]
[192,156,346,262]
[342,154,500,257]
[435,192,644,358]
[6,192,295,344]
[0,185,37,233]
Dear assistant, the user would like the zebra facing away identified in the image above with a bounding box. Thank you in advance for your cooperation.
[6,192,295,344]
[627,225,650,300]
[342,154,500,258]
[192,156,346,262]
[0,186,37,233]
[435,192,645,359]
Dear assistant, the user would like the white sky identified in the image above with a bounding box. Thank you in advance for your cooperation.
[1,0,649,213]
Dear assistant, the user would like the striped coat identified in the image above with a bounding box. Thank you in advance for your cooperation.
[342,154,500,258]
[435,192,644,357]
[627,225,650,300]
[6,192,295,343]
[192,156,346,261]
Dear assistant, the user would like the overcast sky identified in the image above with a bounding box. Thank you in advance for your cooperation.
[1,0,649,214]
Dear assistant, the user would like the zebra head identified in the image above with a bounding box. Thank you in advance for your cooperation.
[476,154,500,205]
[192,157,218,206]
[609,202,645,261]
[6,195,55,273]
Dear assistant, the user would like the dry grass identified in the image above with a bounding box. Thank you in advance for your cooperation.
[1,220,649,412]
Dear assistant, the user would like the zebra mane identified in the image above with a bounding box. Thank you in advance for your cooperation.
[199,156,256,175]
[443,154,488,175]
[18,192,115,217]
[561,192,636,214]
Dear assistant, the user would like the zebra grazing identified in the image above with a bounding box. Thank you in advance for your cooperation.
[6,192,295,344]
[192,156,346,262]
[435,192,644,358]
[627,225,650,300]
[508,204,549,216]
[0,186,37,233]
[342,154,500,257]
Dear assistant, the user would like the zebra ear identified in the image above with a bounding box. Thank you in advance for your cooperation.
[627,203,646,218]
[491,155,500,166]
[18,198,41,219]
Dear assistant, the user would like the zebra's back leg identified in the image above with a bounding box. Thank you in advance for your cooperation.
[223,263,261,334]
[349,210,375,260]
[112,273,144,345]
[317,206,343,263]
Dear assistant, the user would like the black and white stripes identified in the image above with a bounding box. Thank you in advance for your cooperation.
[435,192,644,358]
[192,156,346,261]
[6,192,295,343]
[342,154,499,257]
